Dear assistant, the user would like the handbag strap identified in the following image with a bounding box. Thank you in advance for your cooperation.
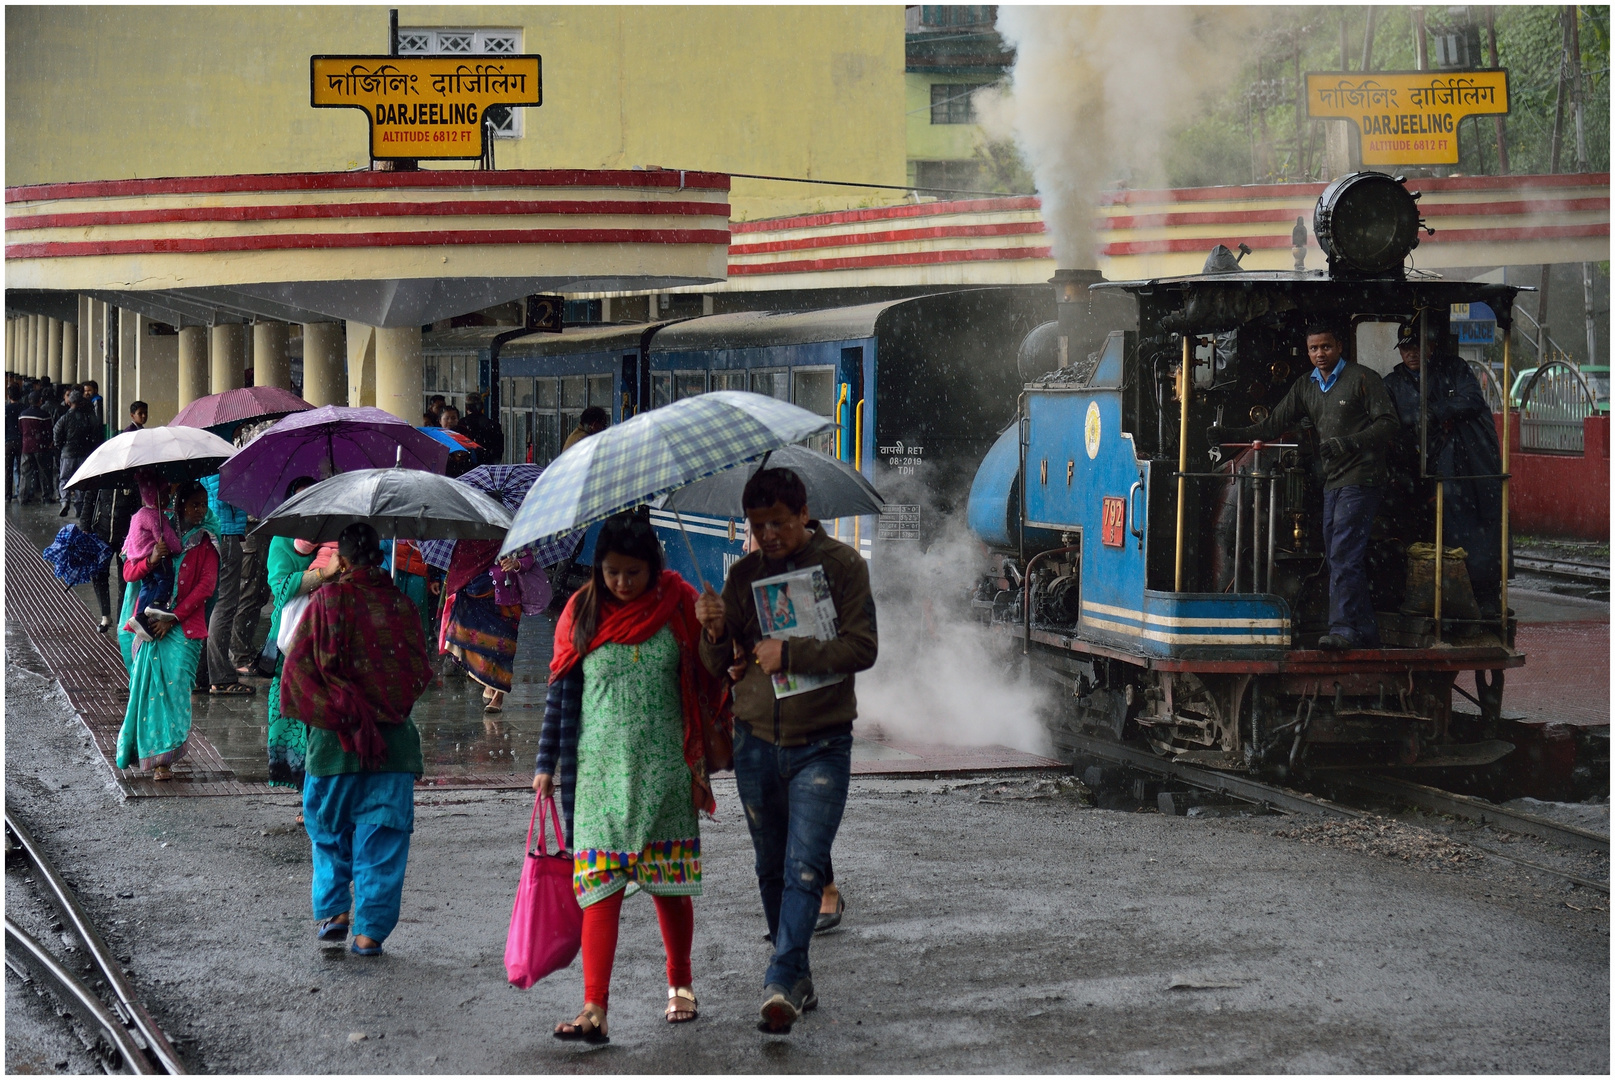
[527,792,566,857]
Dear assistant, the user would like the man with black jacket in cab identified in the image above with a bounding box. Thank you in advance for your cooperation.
[1208,322,1399,649]
[694,468,878,1035]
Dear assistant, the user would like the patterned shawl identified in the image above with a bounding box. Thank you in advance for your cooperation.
[280,564,434,769]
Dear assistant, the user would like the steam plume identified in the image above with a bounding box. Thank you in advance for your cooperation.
[980,7,1260,267]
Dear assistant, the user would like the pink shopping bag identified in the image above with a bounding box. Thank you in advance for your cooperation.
[504,794,583,988]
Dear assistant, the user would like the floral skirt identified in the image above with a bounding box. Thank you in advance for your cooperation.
[442,589,521,693]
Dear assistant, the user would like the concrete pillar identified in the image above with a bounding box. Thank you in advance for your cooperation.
[78,296,95,388]
[209,323,246,394]
[345,321,377,407]
[177,325,209,409]
[253,322,291,391]
[34,315,48,379]
[62,322,78,387]
[24,316,35,378]
[118,309,139,425]
[6,319,15,375]
[301,322,344,406]
[374,325,423,424]
[137,317,180,426]
[46,318,62,384]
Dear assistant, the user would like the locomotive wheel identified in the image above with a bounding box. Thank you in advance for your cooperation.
[1140,672,1239,763]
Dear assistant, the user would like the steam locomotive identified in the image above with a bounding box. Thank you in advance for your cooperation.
[967,172,1524,775]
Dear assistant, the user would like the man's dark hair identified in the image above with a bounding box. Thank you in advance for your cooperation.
[1304,321,1348,346]
[465,394,484,415]
[338,521,385,567]
[130,400,148,416]
[6,385,19,402]
[743,467,808,514]
[580,405,609,428]
[428,394,446,407]
[83,381,98,393]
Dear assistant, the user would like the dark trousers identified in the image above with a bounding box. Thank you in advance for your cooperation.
[732,725,852,989]
[58,452,87,512]
[5,448,16,500]
[20,451,54,502]
[1322,484,1384,646]
[207,535,245,685]
[231,534,270,668]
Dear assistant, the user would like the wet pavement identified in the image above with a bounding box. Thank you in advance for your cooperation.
[5,499,1057,794]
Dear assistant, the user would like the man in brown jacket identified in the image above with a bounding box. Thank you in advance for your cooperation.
[695,468,877,1034]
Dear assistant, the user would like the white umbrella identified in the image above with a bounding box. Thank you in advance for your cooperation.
[65,426,236,491]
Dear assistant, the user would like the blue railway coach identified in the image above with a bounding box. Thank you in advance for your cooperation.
[423,287,1049,584]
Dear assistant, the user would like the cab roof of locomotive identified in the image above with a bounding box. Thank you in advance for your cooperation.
[1090,268,1528,324]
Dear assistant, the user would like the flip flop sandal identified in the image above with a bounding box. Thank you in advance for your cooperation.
[666,987,698,1024]
[210,683,257,696]
[484,703,503,714]
[350,940,383,957]
[152,767,173,782]
[316,916,349,942]
[553,1005,609,1044]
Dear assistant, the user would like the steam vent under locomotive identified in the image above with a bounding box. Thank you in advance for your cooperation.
[967,171,1526,776]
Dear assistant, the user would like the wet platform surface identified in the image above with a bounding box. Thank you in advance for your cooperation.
[6,502,1059,796]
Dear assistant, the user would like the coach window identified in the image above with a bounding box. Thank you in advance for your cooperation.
[674,370,706,400]
[793,367,837,454]
[587,374,615,418]
[710,370,747,392]
[751,369,789,401]
[652,373,673,409]
[533,377,560,465]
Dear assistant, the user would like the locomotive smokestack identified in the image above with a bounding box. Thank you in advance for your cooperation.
[1052,267,1105,368]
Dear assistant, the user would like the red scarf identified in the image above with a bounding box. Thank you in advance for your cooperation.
[551,569,731,814]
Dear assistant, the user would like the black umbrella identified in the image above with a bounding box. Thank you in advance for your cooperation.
[660,444,885,519]
[252,468,512,545]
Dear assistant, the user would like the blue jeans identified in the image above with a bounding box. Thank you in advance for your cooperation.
[732,725,852,989]
[1321,484,1384,646]
[303,771,415,943]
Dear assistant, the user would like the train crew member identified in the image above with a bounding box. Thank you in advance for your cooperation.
[1382,320,1503,616]
[280,522,434,958]
[1208,322,1398,650]
[534,510,729,1042]
[562,406,610,453]
[695,468,879,1034]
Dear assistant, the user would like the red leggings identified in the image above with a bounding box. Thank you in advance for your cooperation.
[580,889,693,1010]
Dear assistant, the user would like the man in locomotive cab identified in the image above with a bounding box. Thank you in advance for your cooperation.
[1208,321,1399,650]
[1382,320,1504,616]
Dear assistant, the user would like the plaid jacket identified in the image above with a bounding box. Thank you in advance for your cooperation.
[533,664,583,848]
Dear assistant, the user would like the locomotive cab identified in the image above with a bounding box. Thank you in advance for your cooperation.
[969,173,1526,775]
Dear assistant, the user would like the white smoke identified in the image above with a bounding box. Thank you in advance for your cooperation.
[978,6,1261,267]
[859,520,1053,756]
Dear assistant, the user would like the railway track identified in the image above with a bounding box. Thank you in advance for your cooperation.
[4,806,186,1075]
[1052,729,1610,893]
[1513,554,1611,589]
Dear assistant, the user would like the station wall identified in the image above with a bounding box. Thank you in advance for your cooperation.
[4,5,908,221]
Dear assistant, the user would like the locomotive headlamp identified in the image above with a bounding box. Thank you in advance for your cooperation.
[1313,171,1427,277]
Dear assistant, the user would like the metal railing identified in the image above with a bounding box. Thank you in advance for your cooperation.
[1468,359,1504,413]
[1518,359,1596,454]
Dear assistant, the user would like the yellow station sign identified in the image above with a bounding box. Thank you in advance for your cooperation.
[311,55,541,160]
[1305,70,1509,166]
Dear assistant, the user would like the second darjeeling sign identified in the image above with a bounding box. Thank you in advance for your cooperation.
[1306,70,1508,166]
[312,55,541,160]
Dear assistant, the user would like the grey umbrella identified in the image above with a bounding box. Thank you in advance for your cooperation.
[659,444,885,519]
[252,468,512,545]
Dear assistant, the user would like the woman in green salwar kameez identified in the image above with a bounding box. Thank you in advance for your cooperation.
[263,475,340,789]
[534,512,729,1043]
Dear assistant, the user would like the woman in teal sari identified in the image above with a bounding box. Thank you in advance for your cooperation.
[115,480,219,781]
[264,475,341,789]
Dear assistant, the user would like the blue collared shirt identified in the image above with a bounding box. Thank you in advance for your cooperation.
[1311,357,1346,393]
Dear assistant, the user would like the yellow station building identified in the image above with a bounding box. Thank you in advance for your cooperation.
[5,5,909,424]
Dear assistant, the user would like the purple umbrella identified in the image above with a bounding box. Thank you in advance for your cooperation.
[171,386,313,436]
[218,405,450,519]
